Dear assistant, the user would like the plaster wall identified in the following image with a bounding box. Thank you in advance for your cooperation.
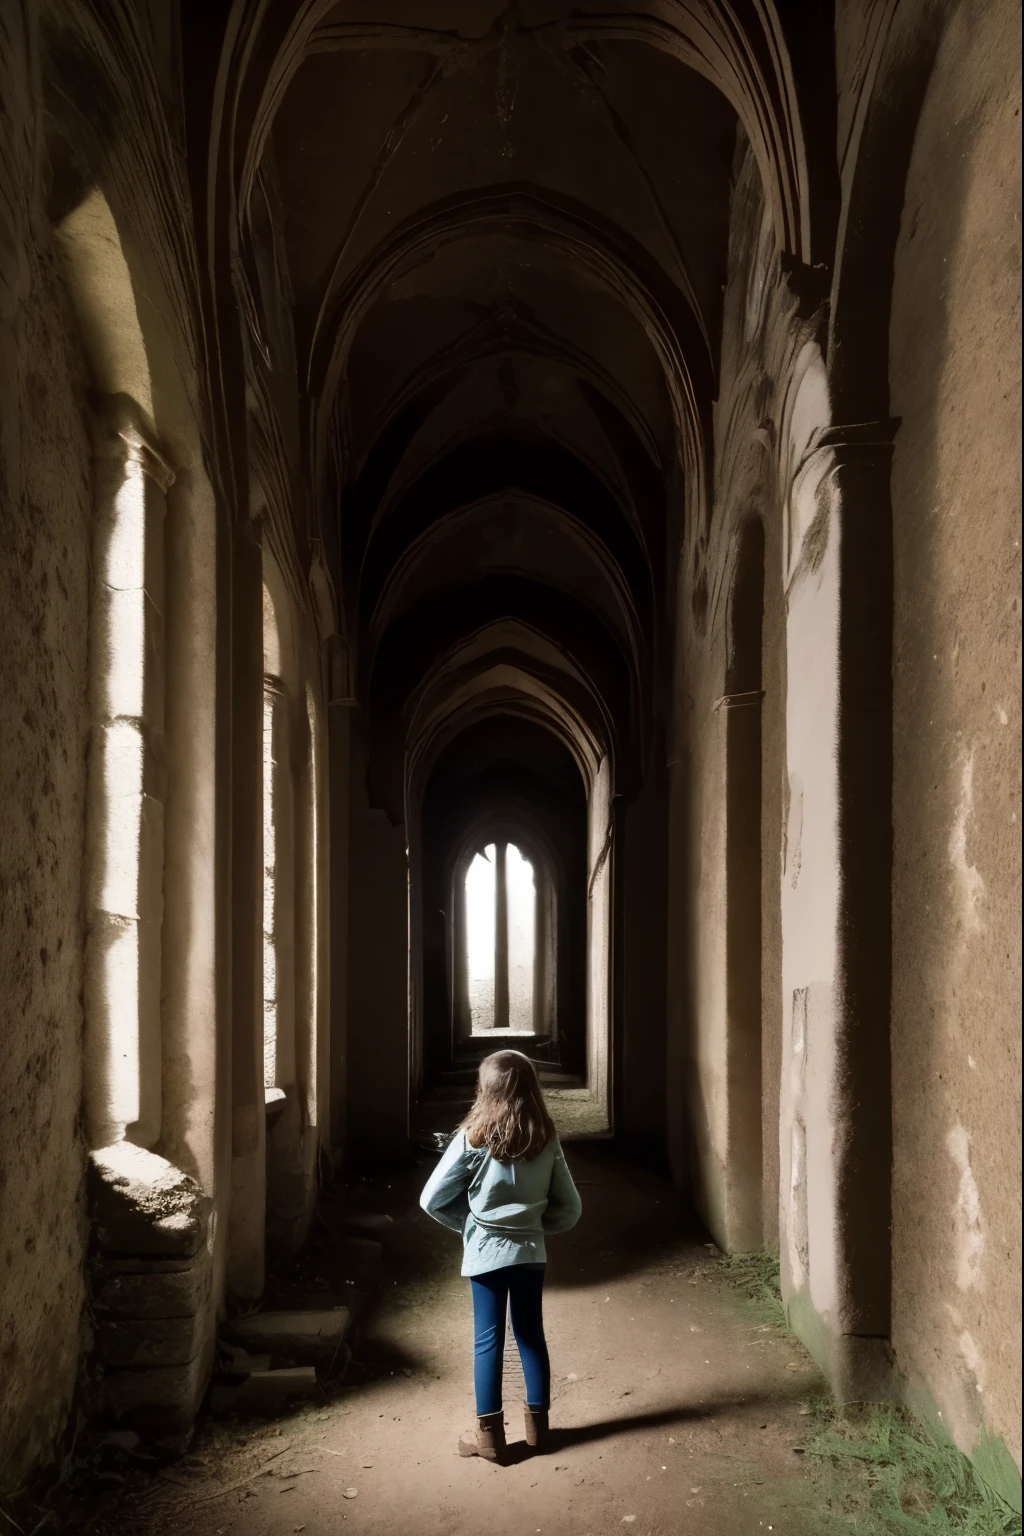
[887,0,1022,1485]
[0,125,92,1485]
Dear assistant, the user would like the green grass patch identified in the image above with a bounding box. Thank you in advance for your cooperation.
[804,1403,1022,1535]
[713,1251,1020,1533]
[719,1245,785,1322]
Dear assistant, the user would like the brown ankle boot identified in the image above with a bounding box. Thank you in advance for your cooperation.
[524,1403,549,1449]
[459,1411,506,1463]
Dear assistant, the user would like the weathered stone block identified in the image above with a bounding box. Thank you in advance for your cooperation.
[92,1254,209,1319]
[89,1143,209,1257]
[96,1313,203,1370]
[104,1348,210,1432]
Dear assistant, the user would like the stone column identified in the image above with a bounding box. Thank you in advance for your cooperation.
[452,859,470,1044]
[159,459,219,1192]
[586,755,614,1129]
[226,519,265,1301]
[724,687,765,1250]
[779,384,895,1399]
[537,859,555,1038]
[493,842,509,1030]
[326,650,350,1151]
[831,423,896,1355]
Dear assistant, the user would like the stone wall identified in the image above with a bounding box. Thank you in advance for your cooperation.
[674,14,1021,1500]
[0,6,92,1486]
[888,0,1022,1493]
[346,721,412,1158]
[667,138,804,1253]
[619,769,668,1142]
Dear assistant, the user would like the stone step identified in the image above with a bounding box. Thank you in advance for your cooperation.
[217,1341,272,1374]
[212,1366,319,1415]
[341,1210,393,1234]
[223,1308,351,1366]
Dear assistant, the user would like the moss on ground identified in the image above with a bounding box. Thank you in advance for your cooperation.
[719,1244,786,1322]
[804,1403,1022,1535]
[715,1249,1021,1536]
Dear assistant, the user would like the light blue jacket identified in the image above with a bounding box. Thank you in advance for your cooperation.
[419,1130,583,1277]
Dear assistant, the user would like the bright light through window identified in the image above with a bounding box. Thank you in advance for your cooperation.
[466,845,496,1031]
[102,462,146,719]
[97,460,147,1137]
[465,841,535,1035]
[262,688,278,1088]
[102,917,141,1130]
[506,843,535,1031]
[305,686,319,1125]
[99,719,143,916]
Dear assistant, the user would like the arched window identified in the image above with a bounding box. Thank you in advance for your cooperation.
[261,578,294,1102]
[259,562,328,1254]
[506,842,536,1031]
[465,845,496,1030]
[262,672,283,1092]
[57,188,171,1151]
[464,841,536,1034]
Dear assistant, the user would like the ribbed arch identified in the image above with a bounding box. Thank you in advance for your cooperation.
[232,0,818,271]
[309,187,711,505]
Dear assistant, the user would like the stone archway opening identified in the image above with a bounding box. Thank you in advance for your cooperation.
[447,817,565,1072]
[409,704,607,1138]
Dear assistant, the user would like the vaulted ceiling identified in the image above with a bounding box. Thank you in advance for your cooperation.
[217,0,822,811]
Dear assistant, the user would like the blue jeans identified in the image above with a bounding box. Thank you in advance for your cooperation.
[470,1263,550,1416]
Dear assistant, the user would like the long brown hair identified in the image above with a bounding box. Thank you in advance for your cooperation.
[461,1050,556,1162]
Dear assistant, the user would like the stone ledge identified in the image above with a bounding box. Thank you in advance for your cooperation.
[88,1142,215,1436]
[89,1143,210,1257]
[223,1309,351,1366]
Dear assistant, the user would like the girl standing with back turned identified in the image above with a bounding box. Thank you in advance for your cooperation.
[419,1049,583,1464]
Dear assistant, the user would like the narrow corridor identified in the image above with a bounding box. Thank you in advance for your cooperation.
[1,0,1019,1521]
[86,1148,826,1536]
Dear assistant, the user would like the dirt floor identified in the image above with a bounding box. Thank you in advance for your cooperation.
[66,1143,836,1535]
